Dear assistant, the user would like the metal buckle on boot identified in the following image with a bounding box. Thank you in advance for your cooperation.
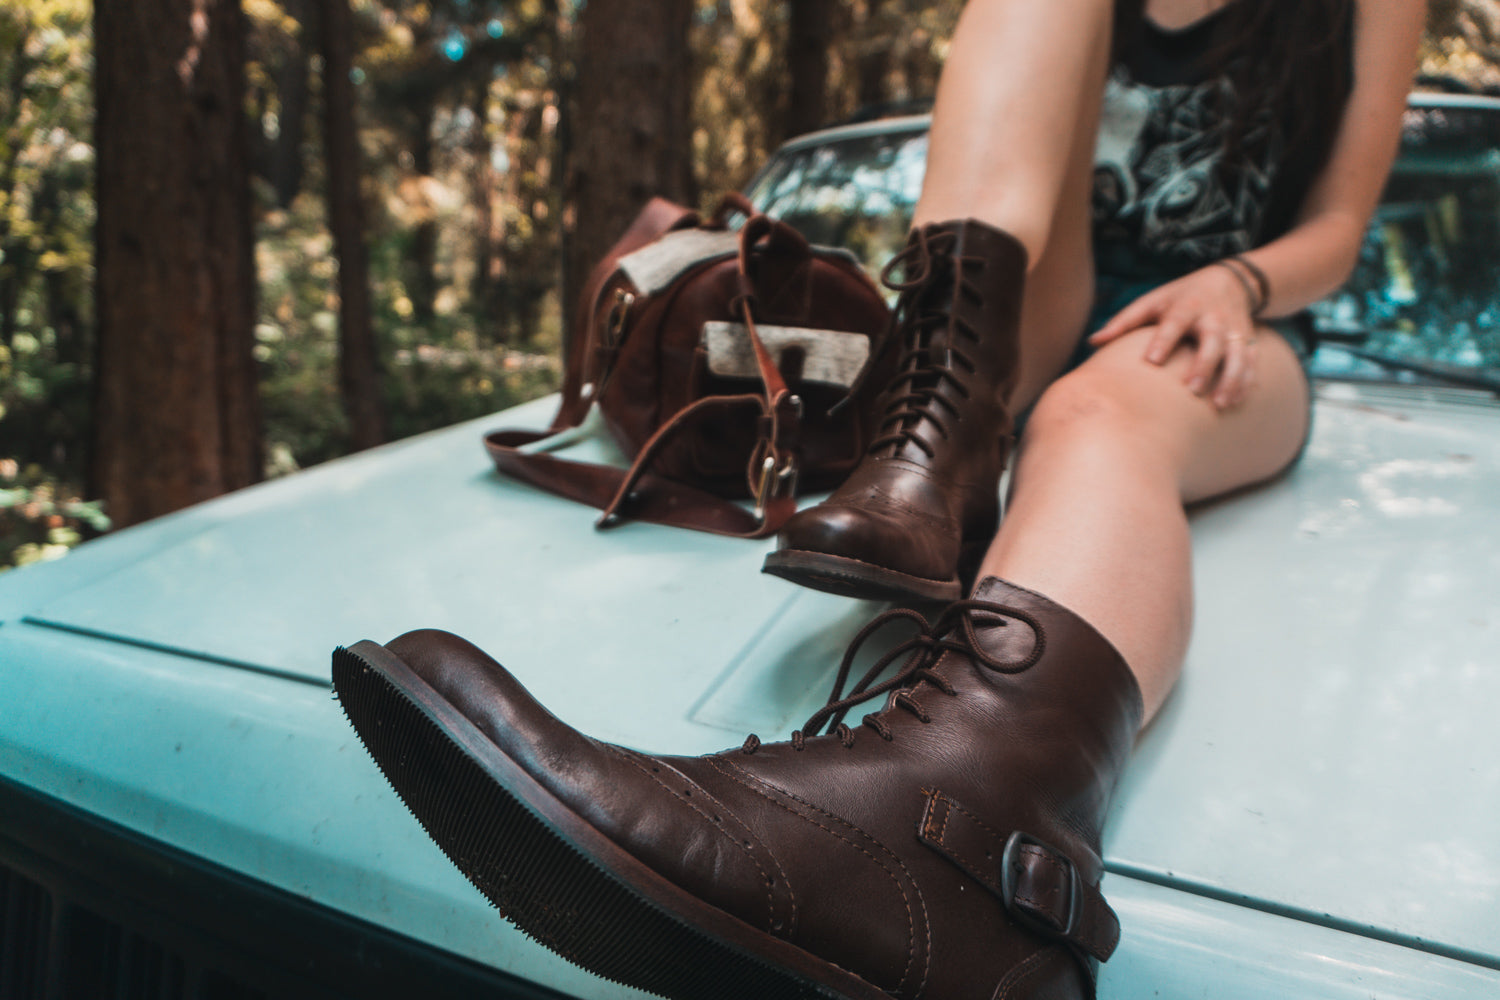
[999,830,1083,940]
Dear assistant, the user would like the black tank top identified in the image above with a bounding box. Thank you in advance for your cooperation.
[1091,7,1342,279]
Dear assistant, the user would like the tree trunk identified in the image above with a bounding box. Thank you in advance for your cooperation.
[266,0,311,208]
[564,0,694,346]
[785,0,835,139]
[317,0,386,452]
[855,0,893,110]
[408,103,439,325]
[471,79,504,340]
[93,0,261,528]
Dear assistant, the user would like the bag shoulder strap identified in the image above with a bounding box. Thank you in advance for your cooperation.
[483,387,795,539]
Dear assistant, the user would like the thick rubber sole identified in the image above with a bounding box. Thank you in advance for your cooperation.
[331,642,885,1000]
[761,548,967,604]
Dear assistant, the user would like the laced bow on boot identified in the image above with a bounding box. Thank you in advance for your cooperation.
[743,597,1046,753]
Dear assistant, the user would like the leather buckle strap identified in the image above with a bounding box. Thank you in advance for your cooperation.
[917,790,1122,962]
[750,392,802,521]
[1000,831,1083,941]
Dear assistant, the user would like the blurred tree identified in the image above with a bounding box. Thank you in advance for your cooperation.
[853,0,893,109]
[363,1,551,334]
[565,0,694,332]
[1424,0,1500,89]
[693,1,782,199]
[0,1,93,357]
[785,0,837,139]
[94,0,261,526]
[692,0,959,199]
[0,0,94,488]
[317,0,385,450]
[247,0,312,207]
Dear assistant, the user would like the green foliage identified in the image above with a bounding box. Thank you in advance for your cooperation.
[3,0,1499,572]
[692,0,960,198]
[0,0,94,469]
[0,456,108,571]
[246,0,566,475]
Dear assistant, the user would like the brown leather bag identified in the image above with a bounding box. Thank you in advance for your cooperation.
[484,194,892,537]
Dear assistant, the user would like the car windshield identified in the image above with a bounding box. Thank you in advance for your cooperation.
[1308,100,1500,389]
[748,121,930,280]
[747,99,1500,393]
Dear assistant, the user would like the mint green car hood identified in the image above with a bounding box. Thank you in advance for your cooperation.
[4,381,1498,997]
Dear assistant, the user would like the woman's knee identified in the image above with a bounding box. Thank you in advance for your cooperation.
[1013,361,1199,486]
[1023,365,1161,444]
[1017,330,1313,501]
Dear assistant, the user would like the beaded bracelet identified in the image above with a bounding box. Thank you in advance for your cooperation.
[1228,254,1271,316]
[1210,258,1264,317]
[1212,256,1272,319]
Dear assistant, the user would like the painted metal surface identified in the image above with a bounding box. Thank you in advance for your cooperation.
[13,398,880,745]
[2,379,1498,996]
[1109,381,1500,967]
[5,599,1498,999]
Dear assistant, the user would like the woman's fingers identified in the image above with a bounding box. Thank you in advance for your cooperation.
[1184,322,1259,410]
[1149,316,1260,410]
[1213,332,1258,409]
[1088,293,1161,346]
[1183,316,1229,393]
[1144,311,1192,366]
[1087,265,1264,410]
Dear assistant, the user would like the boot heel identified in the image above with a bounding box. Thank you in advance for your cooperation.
[762,547,962,603]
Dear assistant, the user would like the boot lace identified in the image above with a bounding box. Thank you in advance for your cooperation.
[865,228,989,458]
[740,598,1045,754]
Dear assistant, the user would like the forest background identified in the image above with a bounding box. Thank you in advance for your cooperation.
[2,0,1498,569]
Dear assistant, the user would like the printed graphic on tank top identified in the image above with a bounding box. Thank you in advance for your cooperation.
[1091,11,1291,280]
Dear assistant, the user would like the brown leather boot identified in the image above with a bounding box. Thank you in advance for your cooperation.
[762,219,1028,603]
[333,577,1143,1000]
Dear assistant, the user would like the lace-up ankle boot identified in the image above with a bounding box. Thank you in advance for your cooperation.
[762,219,1027,603]
[333,576,1143,1000]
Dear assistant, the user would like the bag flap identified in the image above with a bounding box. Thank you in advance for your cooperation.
[617,227,742,295]
[702,320,871,388]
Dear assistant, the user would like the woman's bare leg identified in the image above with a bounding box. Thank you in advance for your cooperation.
[914,0,1115,264]
[977,328,1311,720]
[915,0,1116,413]
[909,2,1310,722]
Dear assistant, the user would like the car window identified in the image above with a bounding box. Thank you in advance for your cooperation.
[1307,101,1500,385]
[749,100,1500,391]
[749,126,928,277]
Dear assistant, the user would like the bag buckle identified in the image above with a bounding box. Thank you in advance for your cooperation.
[999,831,1082,940]
[752,454,798,521]
[604,288,636,348]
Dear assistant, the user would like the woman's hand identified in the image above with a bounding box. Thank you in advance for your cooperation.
[1087,264,1262,410]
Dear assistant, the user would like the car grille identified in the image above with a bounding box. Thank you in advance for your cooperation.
[0,778,568,1000]
[1,862,268,1000]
